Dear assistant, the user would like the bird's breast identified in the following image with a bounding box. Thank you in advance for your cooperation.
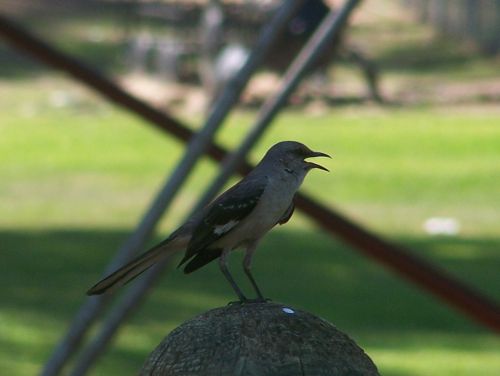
[215,175,297,250]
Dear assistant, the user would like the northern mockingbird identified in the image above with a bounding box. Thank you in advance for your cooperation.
[87,141,330,301]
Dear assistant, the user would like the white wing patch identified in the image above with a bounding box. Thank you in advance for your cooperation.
[213,220,239,236]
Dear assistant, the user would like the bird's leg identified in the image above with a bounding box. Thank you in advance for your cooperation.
[219,249,247,302]
[243,243,266,302]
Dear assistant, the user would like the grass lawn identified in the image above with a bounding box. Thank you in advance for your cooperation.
[1,77,500,375]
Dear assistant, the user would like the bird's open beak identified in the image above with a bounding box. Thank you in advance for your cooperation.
[305,151,331,172]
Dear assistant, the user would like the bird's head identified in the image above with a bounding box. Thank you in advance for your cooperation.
[262,141,331,177]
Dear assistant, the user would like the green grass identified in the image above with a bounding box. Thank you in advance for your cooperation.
[1,80,500,375]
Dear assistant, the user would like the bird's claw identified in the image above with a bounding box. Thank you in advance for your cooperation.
[248,297,272,304]
[228,297,271,305]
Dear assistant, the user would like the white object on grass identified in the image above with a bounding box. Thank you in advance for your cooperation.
[423,217,460,235]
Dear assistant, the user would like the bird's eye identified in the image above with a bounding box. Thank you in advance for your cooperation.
[284,168,293,174]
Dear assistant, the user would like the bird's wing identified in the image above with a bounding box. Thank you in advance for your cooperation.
[178,176,267,267]
[278,200,295,225]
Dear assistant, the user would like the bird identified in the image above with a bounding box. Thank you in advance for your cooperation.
[87,141,330,301]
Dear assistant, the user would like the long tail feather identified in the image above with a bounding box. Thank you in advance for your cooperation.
[183,248,222,274]
[86,234,188,295]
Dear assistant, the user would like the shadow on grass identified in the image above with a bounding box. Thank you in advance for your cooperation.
[2,227,498,332]
[1,227,499,375]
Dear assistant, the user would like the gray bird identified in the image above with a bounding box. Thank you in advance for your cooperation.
[87,141,330,301]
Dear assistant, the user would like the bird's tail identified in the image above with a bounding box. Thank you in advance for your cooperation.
[86,233,189,295]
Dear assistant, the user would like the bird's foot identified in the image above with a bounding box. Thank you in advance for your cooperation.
[243,297,272,304]
[227,297,271,305]
[259,297,273,303]
[227,300,244,306]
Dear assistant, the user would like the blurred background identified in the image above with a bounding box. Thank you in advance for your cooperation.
[1,0,499,375]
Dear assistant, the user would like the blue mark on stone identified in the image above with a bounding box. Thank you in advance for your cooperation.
[282,308,295,314]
